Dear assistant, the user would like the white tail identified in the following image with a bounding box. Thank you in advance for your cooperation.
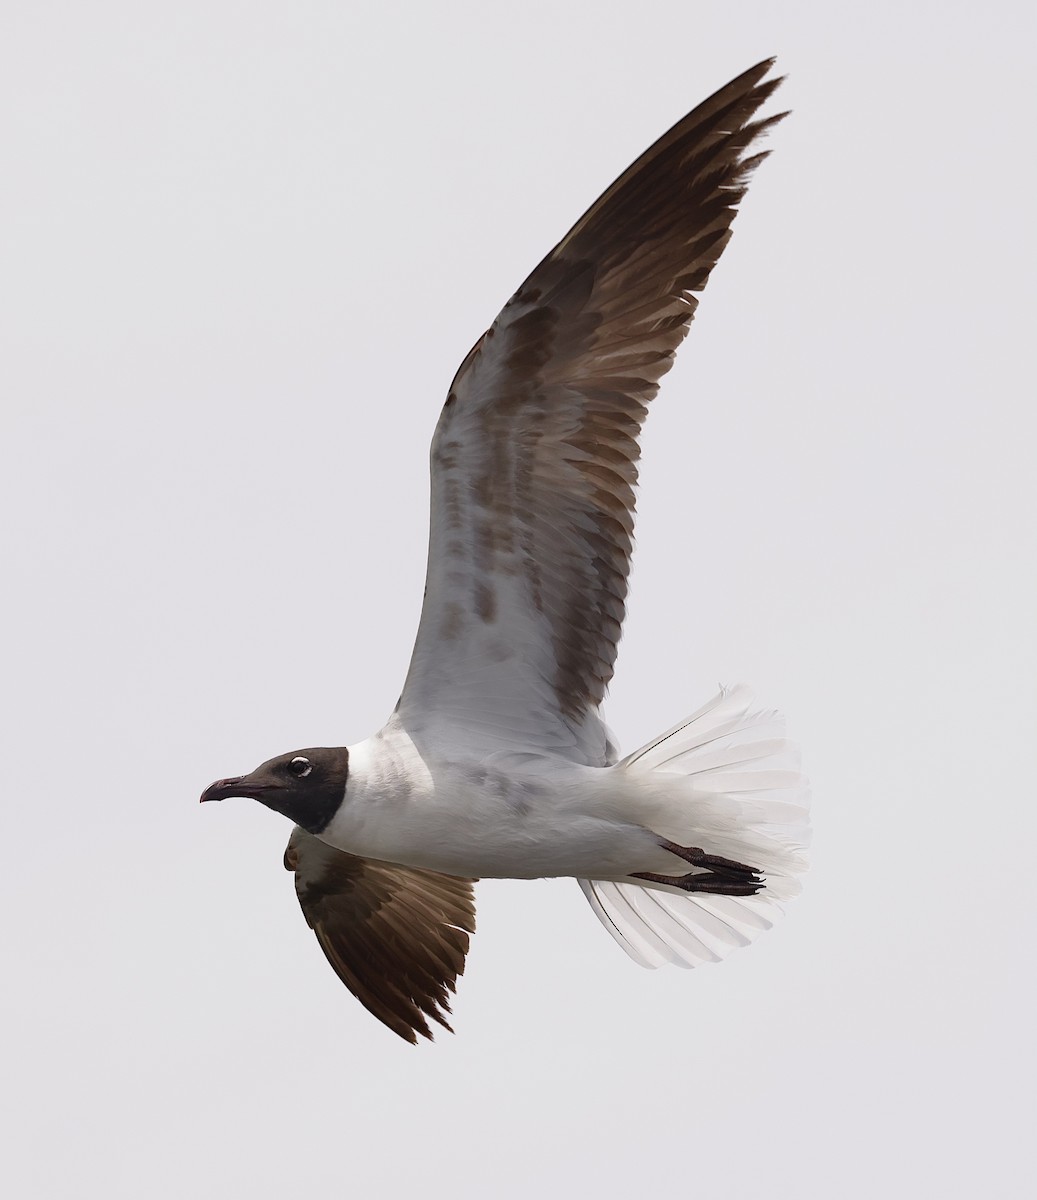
[579,685,810,968]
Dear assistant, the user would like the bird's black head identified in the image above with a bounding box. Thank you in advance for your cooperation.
[200,747,349,834]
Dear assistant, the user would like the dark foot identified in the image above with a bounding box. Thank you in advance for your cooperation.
[630,869,764,897]
[659,839,762,880]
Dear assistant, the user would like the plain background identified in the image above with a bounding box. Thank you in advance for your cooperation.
[2,2,1034,1196]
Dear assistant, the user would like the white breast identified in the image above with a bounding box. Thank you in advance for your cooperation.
[318,717,655,879]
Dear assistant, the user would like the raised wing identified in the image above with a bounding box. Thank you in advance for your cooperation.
[284,827,476,1044]
[399,60,785,764]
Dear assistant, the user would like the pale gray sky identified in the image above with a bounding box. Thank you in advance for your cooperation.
[2,2,1034,1197]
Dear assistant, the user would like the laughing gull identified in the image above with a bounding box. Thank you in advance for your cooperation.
[202,59,810,1043]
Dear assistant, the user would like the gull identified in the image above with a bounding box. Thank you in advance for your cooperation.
[202,59,810,1043]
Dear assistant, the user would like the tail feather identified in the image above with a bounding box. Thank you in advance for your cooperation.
[580,684,810,969]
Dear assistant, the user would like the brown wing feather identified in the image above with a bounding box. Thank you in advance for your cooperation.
[284,828,477,1044]
[399,60,785,761]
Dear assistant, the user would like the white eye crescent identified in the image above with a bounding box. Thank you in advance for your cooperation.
[288,756,312,778]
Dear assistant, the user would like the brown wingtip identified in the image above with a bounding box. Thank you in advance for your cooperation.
[284,828,477,1044]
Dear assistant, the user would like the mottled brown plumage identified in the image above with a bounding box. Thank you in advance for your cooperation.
[284,828,476,1044]
[399,59,786,765]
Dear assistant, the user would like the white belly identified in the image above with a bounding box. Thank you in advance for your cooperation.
[319,733,663,879]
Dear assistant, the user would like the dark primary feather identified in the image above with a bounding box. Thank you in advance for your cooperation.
[399,59,786,761]
[284,828,477,1044]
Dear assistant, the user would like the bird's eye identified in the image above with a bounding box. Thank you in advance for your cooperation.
[288,756,312,778]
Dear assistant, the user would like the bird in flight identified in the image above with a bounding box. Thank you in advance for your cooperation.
[202,58,810,1043]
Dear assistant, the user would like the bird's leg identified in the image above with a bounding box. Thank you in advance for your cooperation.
[630,869,764,897]
[658,838,762,880]
[629,839,765,896]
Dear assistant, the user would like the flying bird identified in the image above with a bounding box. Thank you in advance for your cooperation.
[202,58,810,1044]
